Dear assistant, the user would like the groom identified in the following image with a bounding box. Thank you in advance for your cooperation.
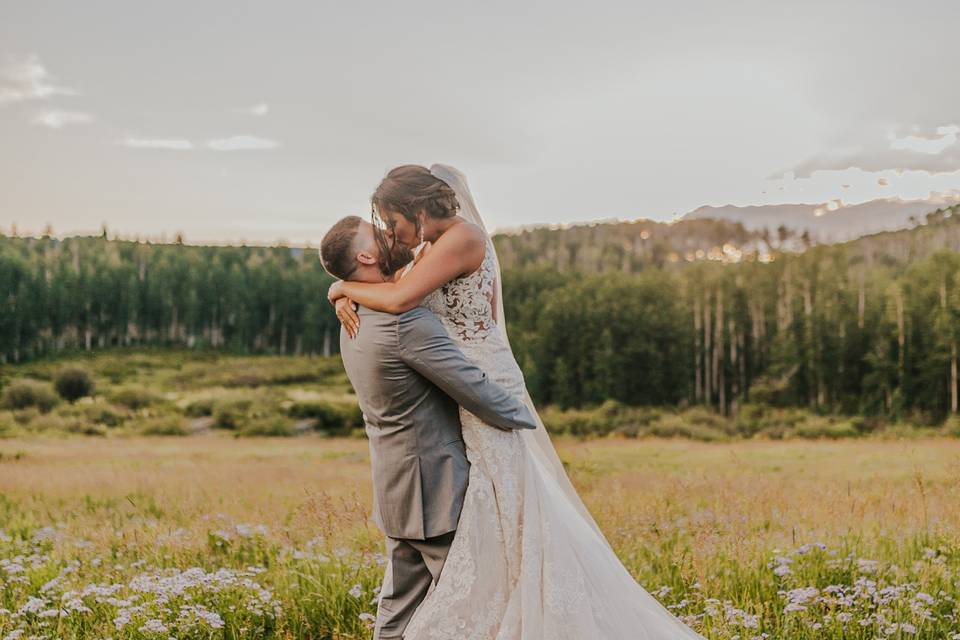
[320,215,537,640]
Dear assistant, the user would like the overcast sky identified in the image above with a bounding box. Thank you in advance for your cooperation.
[2,0,959,245]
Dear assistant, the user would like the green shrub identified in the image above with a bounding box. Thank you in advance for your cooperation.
[540,406,612,437]
[98,360,135,384]
[224,373,265,388]
[735,404,817,438]
[0,412,20,438]
[26,413,75,434]
[66,420,108,436]
[759,424,787,440]
[137,416,190,436]
[541,402,666,438]
[943,415,960,437]
[849,415,884,434]
[82,402,125,427]
[288,400,362,433]
[272,368,326,385]
[238,416,295,437]
[54,366,94,402]
[184,397,216,417]
[1,379,59,412]
[789,416,859,439]
[778,408,814,429]
[681,405,730,430]
[109,385,162,410]
[11,407,39,425]
[56,400,126,429]
[212,397,254,430]
[733,402,768,436]
[610,405,662,437]
[647,414,729,441]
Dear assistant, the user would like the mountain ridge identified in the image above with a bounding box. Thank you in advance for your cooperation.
[679,195,960,243]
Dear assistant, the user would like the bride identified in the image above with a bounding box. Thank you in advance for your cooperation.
[327,164,705,639]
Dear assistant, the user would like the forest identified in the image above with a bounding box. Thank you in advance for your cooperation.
[3,204,959,422]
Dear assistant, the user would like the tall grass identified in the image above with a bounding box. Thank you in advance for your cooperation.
[2,436,960,638]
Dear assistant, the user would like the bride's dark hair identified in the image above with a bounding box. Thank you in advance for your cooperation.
[371,164,460,222]
[370,164,460,269]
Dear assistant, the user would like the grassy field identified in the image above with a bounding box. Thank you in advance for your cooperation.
[2,435,960,639]
[2,348,953,442]
[0,349,362,440]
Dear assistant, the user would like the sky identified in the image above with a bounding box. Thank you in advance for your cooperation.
[1,0,959,246]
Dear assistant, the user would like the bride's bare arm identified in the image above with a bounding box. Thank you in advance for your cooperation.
[328,223,486,315]
[333,242,432,337]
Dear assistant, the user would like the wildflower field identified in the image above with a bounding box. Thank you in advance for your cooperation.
[2,435,960,639]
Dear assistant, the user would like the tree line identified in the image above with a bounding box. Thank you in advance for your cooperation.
[0,232,340,362]
[2,205,959,421]
[500,205,960,422]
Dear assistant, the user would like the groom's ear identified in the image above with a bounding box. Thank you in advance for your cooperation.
[356,251,378,266]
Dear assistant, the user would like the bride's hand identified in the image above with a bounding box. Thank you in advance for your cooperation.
[335,297,360,338]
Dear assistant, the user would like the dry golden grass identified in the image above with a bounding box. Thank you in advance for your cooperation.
[1,435,376,554]
[563,438,960,571]
[4,435,959,567]
[4,435,960,638]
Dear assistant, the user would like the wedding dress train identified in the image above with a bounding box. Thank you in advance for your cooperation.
[401,233,705,640]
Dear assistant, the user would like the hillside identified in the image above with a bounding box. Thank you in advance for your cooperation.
[493,203,960,273]
[681,197,959,243]
[493,217,768,273]
[834,205,960,266]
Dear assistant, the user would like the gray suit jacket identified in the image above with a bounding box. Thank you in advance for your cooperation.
[340,305,536,540]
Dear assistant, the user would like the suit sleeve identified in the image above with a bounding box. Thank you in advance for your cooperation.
[397,308,537,431]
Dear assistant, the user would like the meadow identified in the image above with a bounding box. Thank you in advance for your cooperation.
[0,348,952,442]
[2,435,960,639]
[2,349,960,639]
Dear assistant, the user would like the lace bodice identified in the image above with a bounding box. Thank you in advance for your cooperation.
[421,235,498,343]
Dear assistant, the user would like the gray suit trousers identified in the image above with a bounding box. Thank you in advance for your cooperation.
[374,530,456,640]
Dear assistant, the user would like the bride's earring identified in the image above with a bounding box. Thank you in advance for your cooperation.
[417,218,425,245]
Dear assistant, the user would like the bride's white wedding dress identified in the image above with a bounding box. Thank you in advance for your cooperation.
[401,229,706,639]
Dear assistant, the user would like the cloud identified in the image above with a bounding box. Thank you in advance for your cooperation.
[122,137,194,150]
[242,102,269,116]
[889,124,959,155]
[207,135,278,151]
[0,54,78,105]
[119,135,278,151]
[31,110,93,129]
[759,167,960,208]
[789,123,960,177]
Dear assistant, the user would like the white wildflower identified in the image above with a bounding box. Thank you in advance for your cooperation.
[18,597,48,615]
[138,619,169,634]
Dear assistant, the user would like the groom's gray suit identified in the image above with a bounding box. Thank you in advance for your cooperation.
[339,305,536,640]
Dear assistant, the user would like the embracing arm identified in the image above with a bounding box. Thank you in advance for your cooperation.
[328,222,486,315]
[397,308,536,431]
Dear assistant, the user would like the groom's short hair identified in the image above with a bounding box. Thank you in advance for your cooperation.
[320,215,362,280]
